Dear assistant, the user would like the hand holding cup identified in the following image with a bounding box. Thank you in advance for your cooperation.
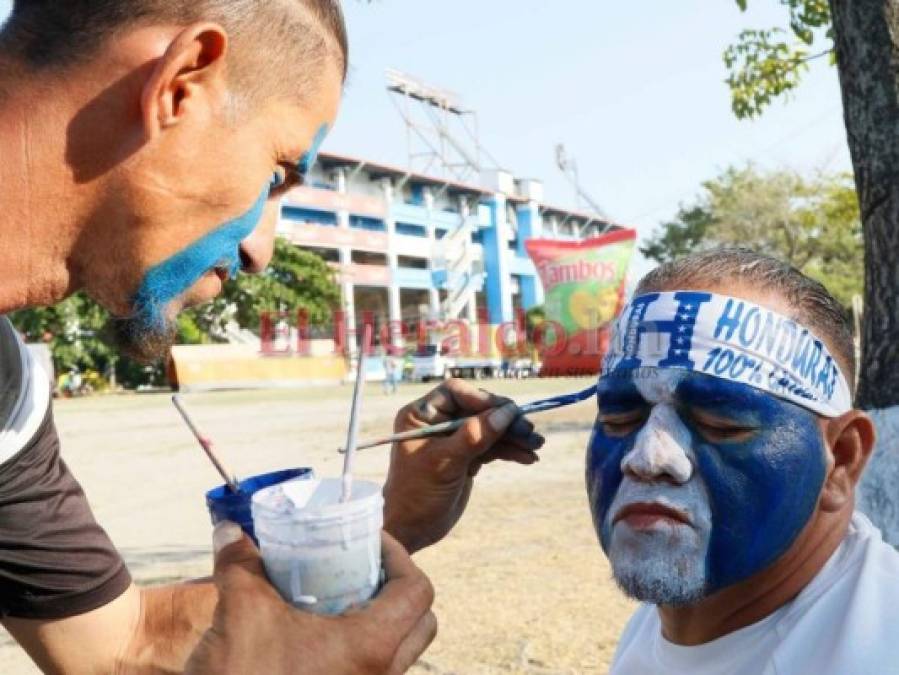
[186,523,436,675]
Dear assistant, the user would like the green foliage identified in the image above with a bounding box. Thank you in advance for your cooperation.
[8,237,341,388]
[10,293,113,374]
[642,166,863,306]
[639,206,714,264]
[524,305,546,340]
[185,238,340,336]
[726,1,834,119]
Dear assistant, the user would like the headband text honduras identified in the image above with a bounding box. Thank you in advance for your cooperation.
[601,291,852,418]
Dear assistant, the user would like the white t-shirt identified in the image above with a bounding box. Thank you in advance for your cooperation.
[612,512,899,675]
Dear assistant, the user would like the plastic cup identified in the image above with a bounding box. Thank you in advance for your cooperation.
[251,477,384,616]
[205,468,314,545]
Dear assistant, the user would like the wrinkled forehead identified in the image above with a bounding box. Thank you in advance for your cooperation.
[597,368,783,413]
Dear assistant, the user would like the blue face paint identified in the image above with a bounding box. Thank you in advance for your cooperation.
[131,186,270,330]
[298,124,329,176]
[586,369,827,594]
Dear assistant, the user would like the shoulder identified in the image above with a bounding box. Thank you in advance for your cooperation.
[612,604,658,666]
[770,514,899,674]
[0,316,52,464]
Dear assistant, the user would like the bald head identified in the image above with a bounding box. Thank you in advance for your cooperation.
[0,0,347,100]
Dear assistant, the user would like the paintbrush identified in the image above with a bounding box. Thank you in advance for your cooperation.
[337,384,597,454]
[172,394,242,493]
[340,324,373,502]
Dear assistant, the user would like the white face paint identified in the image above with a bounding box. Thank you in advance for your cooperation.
[605,369,713,606]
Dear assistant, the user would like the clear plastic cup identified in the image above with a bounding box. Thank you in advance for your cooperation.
[251,477,384,615]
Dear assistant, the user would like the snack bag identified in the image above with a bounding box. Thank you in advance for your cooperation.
[526,229,636,376]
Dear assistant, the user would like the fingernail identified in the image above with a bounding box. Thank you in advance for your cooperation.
[213,520,243,554]
[510,416,535,438]
[488,402,518,432]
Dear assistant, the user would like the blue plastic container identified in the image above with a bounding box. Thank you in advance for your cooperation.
[205,468,314,544]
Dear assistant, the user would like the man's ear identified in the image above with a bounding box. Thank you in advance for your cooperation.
[820,410,877,513]
[140,23,229,139]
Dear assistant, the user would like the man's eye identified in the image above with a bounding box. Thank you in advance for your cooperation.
[598,410,647,436]
[269,165,303,194]
[269,168,287,191]
[689,415,757,442]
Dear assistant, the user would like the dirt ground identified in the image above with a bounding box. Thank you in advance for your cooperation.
[0,378,636,674]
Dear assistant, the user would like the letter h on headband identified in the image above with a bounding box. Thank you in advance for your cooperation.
[610,291,713,372]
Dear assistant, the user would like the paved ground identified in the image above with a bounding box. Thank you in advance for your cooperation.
[0,378,635,674]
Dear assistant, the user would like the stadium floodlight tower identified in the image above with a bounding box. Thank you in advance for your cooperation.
[555,143,610,232]
[386,69,497,183]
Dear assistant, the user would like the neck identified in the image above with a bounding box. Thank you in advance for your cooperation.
[0,61,88,314]
[657,508,851,645]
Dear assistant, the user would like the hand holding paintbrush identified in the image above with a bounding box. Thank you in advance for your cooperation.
[380,378,558,553]
[339,384,596,454]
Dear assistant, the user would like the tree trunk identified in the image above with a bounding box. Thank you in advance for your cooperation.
[830,0,899,409]
[830,0,899,546]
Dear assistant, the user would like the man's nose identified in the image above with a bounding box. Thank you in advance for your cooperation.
[239,202,279,274]
[620,404,693,484]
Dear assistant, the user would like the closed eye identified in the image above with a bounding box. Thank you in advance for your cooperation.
[687,409,758,442]
[597,408,648,437]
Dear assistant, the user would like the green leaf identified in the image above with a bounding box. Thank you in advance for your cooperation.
[724,1,833,118]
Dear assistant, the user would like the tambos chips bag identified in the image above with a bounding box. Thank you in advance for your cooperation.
[526,229,636,376]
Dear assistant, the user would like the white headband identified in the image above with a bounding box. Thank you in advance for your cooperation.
[602,291,852,417]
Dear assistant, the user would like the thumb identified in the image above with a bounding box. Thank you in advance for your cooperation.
[452,402,520,459]
[212,521,266,579]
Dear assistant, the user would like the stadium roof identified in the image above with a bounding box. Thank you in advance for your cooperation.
[315,151,625,231]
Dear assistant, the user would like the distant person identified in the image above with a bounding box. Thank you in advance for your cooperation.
[383,350,399,395]
[0,0,529,671]
[384,249,899,674]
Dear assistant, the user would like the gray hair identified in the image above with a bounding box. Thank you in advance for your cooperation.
[636,247,856,397]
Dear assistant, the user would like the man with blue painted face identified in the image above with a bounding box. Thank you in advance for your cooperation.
[0,1,449,673]
[588,248,899,674]
[382,248,899,674]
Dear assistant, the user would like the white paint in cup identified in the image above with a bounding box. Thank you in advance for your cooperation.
[251,477,383,615]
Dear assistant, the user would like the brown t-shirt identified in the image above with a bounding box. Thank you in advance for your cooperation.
[0,317,131,619]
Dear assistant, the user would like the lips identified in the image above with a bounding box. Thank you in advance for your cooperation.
[613,501,692,527]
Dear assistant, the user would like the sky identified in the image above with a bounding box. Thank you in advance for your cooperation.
[332,2,849,233]
[0,1,850,267]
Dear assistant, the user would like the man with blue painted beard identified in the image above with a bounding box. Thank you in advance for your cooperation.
[0,1,443,673]
[587,248,899,674]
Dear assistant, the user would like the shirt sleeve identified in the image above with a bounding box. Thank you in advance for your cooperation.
[0,408,132,619]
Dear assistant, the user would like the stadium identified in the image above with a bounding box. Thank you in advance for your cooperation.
[279,151,613,334]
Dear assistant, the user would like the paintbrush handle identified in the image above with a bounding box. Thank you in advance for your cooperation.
[339,418,464,453]
[172,395,241,493]
[340,385,596,454]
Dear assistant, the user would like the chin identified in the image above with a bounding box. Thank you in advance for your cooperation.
[608,526,710,606]
[106,307,179,364]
